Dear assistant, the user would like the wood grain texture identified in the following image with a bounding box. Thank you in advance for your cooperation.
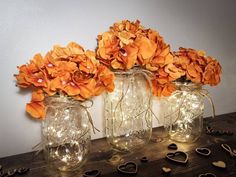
[1,112,236,177]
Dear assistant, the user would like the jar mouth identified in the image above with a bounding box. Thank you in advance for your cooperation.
[112,66,138,75]
[112,66,151,76]
[45,94,81,105]
[174,81,202,90]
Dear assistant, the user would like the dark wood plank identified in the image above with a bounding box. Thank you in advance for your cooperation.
[0,112,236,177]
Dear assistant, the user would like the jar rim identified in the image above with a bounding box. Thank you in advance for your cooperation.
[174,81,202,90]
[45,94,82,105]
[112,66,151,76]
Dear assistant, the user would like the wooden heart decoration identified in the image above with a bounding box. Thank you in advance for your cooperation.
[199,173,217,177]
[162,167,171,173]
[166,151,188,164]
[196,148,211,157]
[223,130,233,136]
[168,143,178,150]
[117,161,138,175]
[17,167,30,175]
[83,169,101,177]
[212,161,226,169]
[0,171,6,177]
[7,169,17,177]
[140,156,148,163]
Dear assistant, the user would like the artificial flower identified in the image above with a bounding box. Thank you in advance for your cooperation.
[15,42,115,119]
[97,19,178,97]
[173,47,222,86]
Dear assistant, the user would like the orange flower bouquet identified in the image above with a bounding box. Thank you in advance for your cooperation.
[96,19,183,96]
[15,42,114,119]
[173,47,222,86]
[14,42,115,171]
[163,47,222,143]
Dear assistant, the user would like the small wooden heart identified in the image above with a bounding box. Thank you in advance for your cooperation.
[166,151,188,164]
[162,167,171,173]
[0,171,6,177]
[7,169,17,177]
[168,143,178,150]
[140,157,148,163]
[199,173,217,177]
[117,161,138,175]
[223,130,233,136]
[83,169,101,177]
[17,167,30,175]
[212,161,226,169]
[196,148,211,157]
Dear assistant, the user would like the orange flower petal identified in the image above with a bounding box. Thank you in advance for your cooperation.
[79,50,98,74]
[156,77,169,84]
[32,53,45,69]
[186,63,198,78]
[160,45,170,57]
[145,64,158,71]
[147,29,161,43]
[73,94,85,101]
[111,60,124,70]
[95,65,115,94]
[203,59,222,86]
[118,31,135,45]
[67,42,85,55]
[164,64,185,79]
[162,83,176,97]
[158,68,169,77]
[25,71,48,87]
[31,89,44,102]
[120,44,138,70]
[75,79,95,99]
[26,101,45,119]
[63,82,81,96]
[135,36,157,62]
[15,73,31,88]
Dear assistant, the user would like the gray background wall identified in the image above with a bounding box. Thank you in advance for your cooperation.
[0,0,236,157]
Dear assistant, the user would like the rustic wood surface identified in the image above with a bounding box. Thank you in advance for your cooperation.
[1,112,236,177]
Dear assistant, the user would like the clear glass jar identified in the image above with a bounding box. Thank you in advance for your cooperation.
[165,82,204,143]
[104,68,152,152]
[42,96,91,171]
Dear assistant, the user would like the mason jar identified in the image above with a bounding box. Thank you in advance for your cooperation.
[42,96,91,171]
[165,82,204,143]
[104,68,152,152]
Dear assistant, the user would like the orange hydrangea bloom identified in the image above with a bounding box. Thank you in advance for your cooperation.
[96,20,163,70]
[173,47,222,86]
[96,19,179,97]
[15,42,115,119]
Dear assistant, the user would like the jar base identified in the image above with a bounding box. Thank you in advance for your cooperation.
[108,137,149,153]
[169,133,200,143]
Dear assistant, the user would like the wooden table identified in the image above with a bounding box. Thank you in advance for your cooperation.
[1,112,236,177]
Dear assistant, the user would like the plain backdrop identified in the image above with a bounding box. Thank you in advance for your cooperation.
[0,0,236,157]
